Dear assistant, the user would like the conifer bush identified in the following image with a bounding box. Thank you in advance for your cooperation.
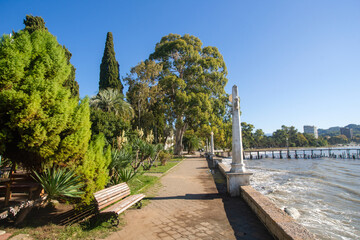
[73,134,111,204]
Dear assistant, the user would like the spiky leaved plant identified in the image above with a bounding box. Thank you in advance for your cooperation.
[32,167,85,201]
[109,169,137,185]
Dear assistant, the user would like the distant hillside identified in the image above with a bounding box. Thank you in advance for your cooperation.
[318,124,360,137]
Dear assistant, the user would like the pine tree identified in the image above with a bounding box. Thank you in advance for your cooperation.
[99,32,123,93]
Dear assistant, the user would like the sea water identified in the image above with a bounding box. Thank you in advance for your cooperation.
[223,154,360,239]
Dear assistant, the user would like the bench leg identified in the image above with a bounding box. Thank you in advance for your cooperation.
[110,216,120,226]
[135,201,142,209]
[5,184,11,207]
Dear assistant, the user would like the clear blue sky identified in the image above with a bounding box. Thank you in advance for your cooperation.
[1,0,359,134]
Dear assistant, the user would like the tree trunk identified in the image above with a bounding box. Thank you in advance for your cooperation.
[174,123,187,155]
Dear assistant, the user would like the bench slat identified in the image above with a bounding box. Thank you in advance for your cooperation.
[102,194,145,215]
[94,183,128,198]
[97,190,131,210]
[95,185,129,201]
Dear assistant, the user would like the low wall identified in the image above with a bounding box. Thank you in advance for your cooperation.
[217,162,315,240]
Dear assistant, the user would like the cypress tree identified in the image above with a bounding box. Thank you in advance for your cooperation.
[99,32,123,93]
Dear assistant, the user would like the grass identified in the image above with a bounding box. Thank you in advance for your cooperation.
[3,157,183,240]
[145,161,179,173]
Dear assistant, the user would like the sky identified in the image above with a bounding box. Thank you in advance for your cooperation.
[1,0,359,134]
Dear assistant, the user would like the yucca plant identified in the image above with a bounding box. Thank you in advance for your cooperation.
[109,169,137,185]
[32,167,85,201]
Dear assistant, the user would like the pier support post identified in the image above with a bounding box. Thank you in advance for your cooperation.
[227,85,252,197]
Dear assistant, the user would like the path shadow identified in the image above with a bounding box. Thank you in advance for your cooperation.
[146,193,222,201]
[196,167,208,169]
[205,159,274,240]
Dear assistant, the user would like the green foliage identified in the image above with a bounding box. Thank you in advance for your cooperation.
[124,60,167,140]
[90,108,130,145]
[159,151,171,166]
[109,148,132,171]
[73,134,111,204]
[89,88,133,144]
[32,167,85,200]
[0,23,90,169]
[90,88,133,118]
[183,130,201,153]
[23,15,47,34]
[238,124,328,149]
[63,46,80,98]
[328,134,349,145]
[99,32,123,93]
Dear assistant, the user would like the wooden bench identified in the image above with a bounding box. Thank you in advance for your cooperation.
[93,182,145,224]
[0,171,41,207]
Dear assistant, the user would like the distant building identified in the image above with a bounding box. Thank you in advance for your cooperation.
[340,127,353,139]
[303,125,318,139]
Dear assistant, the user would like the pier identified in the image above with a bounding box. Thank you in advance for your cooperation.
[243,148,360,160]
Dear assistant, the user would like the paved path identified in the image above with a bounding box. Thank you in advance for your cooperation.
[106,156,273,240]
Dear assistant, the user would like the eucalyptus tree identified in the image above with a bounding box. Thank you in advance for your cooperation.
[149,34,228,155]
[124,60,168,142]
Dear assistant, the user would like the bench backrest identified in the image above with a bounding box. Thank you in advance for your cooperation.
[94,182,130,210]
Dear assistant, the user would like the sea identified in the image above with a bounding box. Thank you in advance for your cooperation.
[223,147,360,240]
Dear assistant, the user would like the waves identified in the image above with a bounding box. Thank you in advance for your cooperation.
[238,157,360,240]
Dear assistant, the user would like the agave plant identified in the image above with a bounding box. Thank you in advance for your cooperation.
[32,167,85,201]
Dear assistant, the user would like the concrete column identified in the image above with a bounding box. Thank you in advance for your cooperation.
[230,86,245,173]
[227,85,253,197]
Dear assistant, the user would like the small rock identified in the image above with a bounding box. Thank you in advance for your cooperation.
[50,200,59,205]
[284,207,300,219]
[0,231,6,236]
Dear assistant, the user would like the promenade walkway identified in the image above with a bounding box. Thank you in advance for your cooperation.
[107,155,273,240]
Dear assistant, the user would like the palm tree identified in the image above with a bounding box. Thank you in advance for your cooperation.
[90,88,134,119]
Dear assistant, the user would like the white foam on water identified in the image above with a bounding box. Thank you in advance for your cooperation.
[223,157,360,239]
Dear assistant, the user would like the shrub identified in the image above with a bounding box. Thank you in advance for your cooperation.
[72,134,111,204]
[159,151,171,166]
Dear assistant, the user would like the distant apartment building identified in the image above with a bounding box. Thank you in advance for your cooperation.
[340,127,353,139]
[303,125,318,139]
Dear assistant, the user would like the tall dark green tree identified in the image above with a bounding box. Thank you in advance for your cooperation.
[99,32,123,93]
